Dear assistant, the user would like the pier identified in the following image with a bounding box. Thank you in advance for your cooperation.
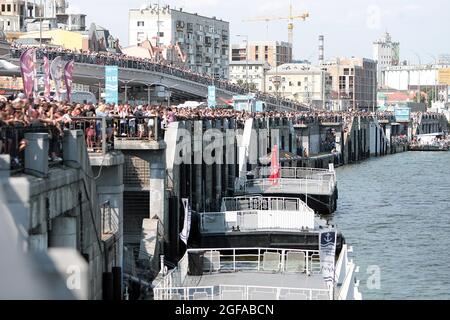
[1,110,448,299]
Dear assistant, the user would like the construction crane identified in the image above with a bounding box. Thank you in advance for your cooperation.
[242,2,309,46]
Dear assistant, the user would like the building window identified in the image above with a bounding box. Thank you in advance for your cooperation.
[7,4,11,12]
[255,54,259,60]
[1,4,5,12]
[137,32,145,42]
[265,54,268,60]
[137,21,145,27]
[297,81,301,86]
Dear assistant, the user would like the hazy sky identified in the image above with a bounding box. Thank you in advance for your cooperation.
[71,0,449,64]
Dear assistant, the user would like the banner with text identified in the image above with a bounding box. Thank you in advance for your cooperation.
[64,60,74,102]
[19,48,36,99]
[105,66,119,105]
[208,85,216,108]
[180,199,192,245]
[319,229,337,296]
[50,56,65,101]
[43,56,51,100]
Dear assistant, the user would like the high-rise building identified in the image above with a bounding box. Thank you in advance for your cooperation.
[231,41,292,67]
[0,0,69,32]
[373,32,400,86]
[322,57,378,111]
[128,4,230,79]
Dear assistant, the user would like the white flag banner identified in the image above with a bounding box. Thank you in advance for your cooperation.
[180,198,192,245]
[319,229,337,295]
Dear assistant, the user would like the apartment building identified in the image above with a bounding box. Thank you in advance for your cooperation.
[129,4,230,79]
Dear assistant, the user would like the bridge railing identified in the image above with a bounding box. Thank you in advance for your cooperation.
[9,47,308,111]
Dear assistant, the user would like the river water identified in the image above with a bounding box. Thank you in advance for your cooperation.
[333,151,450,300]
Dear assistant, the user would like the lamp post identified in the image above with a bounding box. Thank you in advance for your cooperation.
[119,78,141,104]
[236,34,249,92]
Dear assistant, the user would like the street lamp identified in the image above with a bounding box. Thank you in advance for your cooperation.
[236,34,249,92]
[119,78,141,103]
[144,82,179,108]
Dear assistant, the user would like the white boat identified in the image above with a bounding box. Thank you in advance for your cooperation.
[410,132,449,151]
[154,193,362,300]
[154,146,362,300]
[153,244,362,300]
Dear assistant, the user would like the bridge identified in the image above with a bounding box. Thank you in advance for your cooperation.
[3,47,309,112]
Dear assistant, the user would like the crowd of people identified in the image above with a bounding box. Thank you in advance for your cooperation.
[10,44,305,112]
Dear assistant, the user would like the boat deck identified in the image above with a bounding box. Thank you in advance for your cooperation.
[186,271,327,290]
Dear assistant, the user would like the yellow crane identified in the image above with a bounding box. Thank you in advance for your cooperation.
[242,3,309,46]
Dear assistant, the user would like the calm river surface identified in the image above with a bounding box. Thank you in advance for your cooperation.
[333,151,450,299]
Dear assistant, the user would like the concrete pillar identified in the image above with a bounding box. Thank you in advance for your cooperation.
[215,119,223,211]
[24,132,49,177]
[222,119,229,197]
[149,161,166,231]
[0,155,10,178]
[204,120,213,212]
[194,121,203,212]
[49,217,77,249]
[63,130,83,164]
[28,233,48,252]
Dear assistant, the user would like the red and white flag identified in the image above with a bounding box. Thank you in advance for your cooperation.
[269,144,281,185]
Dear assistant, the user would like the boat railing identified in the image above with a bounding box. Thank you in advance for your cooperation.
[221,195,312,213]
[238,177,335,195]
[200,209,315,233]
[255,166,336,182]
[154,247,321,288]
[154,284,331,300]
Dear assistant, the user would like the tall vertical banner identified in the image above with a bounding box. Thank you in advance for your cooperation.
[269,144,280,186]
[208,85,216,108]
[43,56,51,101]
[64,60,74,102]
[319,229,337,299]
[50,56,65,101]
[19,48,37,99]
[180,199,192,245]
[105,66,119,105]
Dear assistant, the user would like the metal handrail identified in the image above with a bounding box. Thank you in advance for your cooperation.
[156,247,320,290]
[221,195,312,212]
[200,209,316,233]
[241,177,335,195]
